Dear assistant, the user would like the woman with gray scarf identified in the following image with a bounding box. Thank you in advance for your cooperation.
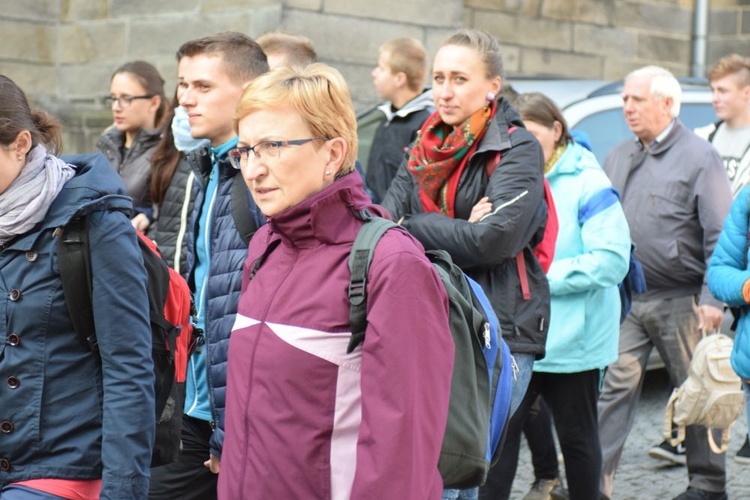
[0,75,155,499]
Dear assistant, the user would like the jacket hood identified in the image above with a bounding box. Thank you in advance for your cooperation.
[48,153,132,225]
[266,171,385,247]
[8,153,131,251]
[377,88,435,122]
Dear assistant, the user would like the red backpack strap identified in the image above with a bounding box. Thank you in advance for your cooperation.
[534,179,558,273]
[483,125,554,300]
[516,253,531,300]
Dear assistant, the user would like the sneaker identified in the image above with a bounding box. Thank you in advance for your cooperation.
[648,440,686,466]
[736,435,750,464]
[549,485,569,500]
[672,487,728,500]
[550,485,609,500]
[523,477,561,500]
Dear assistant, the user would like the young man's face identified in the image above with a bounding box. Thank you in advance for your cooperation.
[371,50,399,101]
[711,73,750,123]
[178,53,245,146]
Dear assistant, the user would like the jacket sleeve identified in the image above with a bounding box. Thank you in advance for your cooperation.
[401,132,545,269]
[547,185,631,296]
[381,158,417,221]
[708,187,750,307]
[349,237,453,498]
[88,209,155,499]
[696,148,734,308]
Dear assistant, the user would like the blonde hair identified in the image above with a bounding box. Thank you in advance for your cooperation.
[708,53,750,86]
[443,29,504,79]
[257,31,317,68]
[234,63,357,175]
[380,38,428,92]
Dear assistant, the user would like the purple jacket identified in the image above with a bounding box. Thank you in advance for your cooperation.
[218,172,454,499]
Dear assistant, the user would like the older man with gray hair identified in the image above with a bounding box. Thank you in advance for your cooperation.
[598,66,732,500]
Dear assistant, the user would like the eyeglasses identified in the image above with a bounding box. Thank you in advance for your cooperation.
[102,95,155,108]
[227,138,328,169]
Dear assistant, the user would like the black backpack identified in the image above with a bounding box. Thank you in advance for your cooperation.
[57,215,194,467]
[347,212,513,488]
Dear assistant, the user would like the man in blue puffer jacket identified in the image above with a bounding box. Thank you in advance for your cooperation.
[148,32,268,500]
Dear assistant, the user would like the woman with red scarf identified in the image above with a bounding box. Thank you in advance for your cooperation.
[382,30,550,500]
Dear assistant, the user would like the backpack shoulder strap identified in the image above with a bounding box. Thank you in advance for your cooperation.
[347,214,399,354]
[57,216,98,352]
[231,174,256,246]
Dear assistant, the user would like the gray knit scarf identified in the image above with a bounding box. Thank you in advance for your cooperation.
[0,144,75,245]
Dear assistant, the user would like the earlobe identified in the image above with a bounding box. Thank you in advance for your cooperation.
[324,138,347,178]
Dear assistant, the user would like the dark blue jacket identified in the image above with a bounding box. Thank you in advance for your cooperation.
[185,146,264,458]
[0,153,154,498]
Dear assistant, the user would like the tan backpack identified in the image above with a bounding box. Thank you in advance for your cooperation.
[663,332,744,454]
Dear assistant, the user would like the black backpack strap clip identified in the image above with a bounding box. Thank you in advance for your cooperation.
[346,215,399,354]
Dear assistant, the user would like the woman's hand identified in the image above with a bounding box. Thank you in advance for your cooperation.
[131,213,150,233]
[204,454,221,474]
[469,196,493,223]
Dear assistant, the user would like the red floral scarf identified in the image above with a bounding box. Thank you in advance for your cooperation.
[407,103,496,217]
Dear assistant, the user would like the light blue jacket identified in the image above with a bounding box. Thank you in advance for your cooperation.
[534,142,631,373]
[707,186,750,380]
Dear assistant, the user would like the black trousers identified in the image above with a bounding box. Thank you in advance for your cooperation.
[149,415,218,500]
[480,370,602,500]
[524,395,560,481]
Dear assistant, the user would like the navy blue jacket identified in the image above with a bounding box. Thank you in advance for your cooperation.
[185,146,264,458]
[0,153,154,498]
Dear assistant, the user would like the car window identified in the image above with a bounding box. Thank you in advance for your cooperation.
[679,103,716,131]
[572,103,716,164]
[572,109,632,164]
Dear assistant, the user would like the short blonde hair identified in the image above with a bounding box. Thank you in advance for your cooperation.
[234,63,357,175]
[256,31,317,68]
[380,38,428,92]
[708,53,750,86]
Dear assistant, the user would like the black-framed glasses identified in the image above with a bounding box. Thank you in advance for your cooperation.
[102,95,155,108]
[227,137,328,169]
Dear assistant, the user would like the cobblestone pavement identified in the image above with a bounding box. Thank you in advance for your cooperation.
[509,369,750,499]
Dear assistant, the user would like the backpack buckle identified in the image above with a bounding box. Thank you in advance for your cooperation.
[348,278,366,306]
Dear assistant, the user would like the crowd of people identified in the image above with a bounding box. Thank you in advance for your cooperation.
[0,25,749,500]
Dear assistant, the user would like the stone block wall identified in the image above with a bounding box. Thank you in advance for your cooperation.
[0,0,748,153]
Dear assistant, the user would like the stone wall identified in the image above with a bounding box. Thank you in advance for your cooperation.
[0,0,748,153]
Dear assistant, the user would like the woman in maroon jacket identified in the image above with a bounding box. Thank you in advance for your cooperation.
[215,64,455,499]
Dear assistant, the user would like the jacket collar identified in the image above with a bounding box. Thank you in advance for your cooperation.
[266,171,386,248]
[7,153,133,251]
[377,88,435,122]
[475,98,524,156]
[643,119,686,156]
